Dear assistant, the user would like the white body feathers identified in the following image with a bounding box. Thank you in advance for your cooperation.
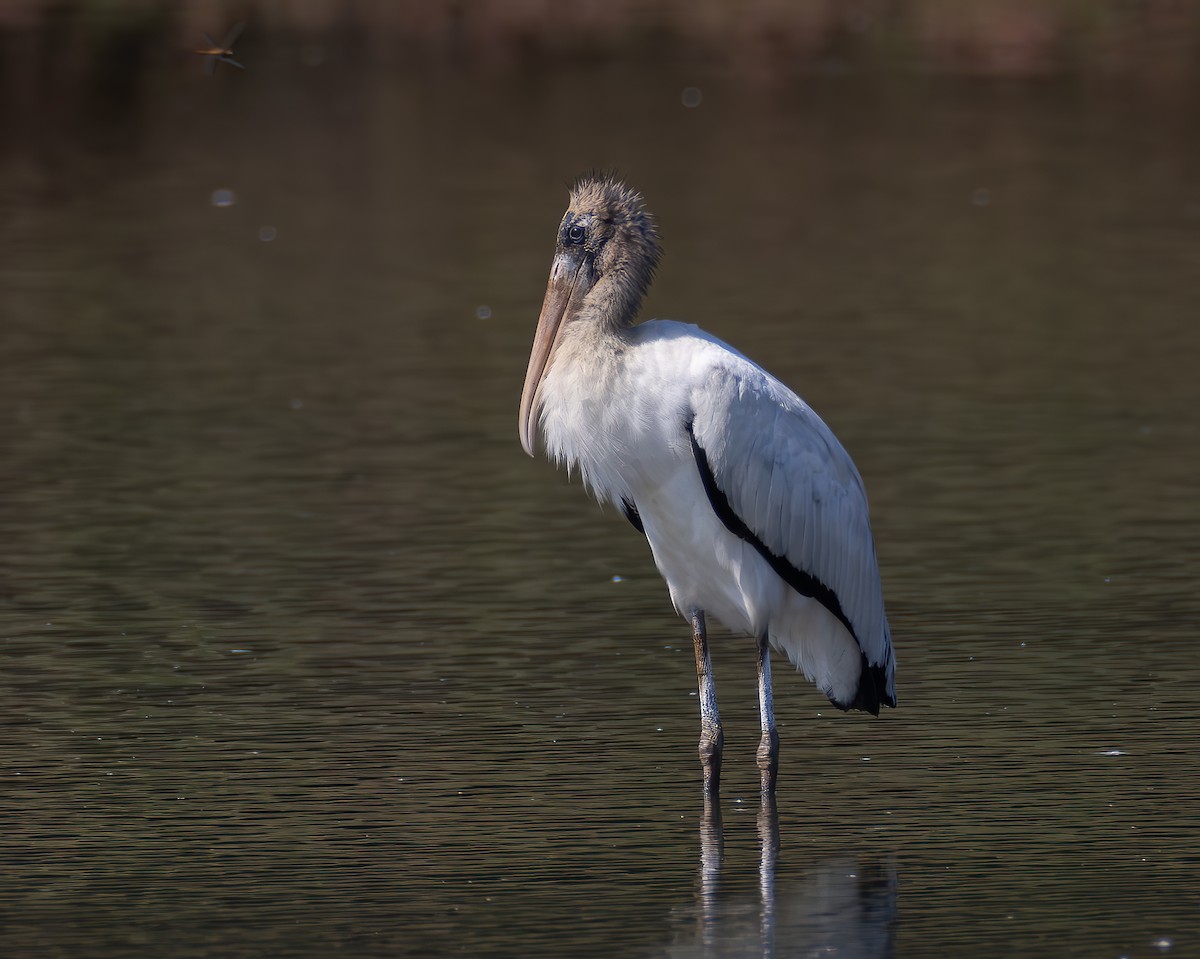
[539,318,895,708]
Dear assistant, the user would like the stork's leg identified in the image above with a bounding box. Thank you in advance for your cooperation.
[756,634,779,794]
[690,610,723,796]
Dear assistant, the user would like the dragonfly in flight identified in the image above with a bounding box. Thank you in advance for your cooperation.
[195,23,245,75]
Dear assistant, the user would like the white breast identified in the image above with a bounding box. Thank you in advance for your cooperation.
[539,320,777,632]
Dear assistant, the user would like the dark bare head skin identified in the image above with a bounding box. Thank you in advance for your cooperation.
[557,174,663,331]
[520,174,663,454]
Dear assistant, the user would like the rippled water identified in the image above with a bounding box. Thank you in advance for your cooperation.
[2,51,1199,958]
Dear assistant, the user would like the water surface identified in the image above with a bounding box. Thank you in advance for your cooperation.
[2,52,1199,958]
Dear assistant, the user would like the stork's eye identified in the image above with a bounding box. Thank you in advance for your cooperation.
[567,224,586,244]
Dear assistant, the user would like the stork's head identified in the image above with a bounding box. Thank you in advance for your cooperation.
[519,174,662,456]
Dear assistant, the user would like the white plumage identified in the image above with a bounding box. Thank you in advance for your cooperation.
[520,175,895,794]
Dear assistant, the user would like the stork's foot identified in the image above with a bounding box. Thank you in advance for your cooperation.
[699,723,724,796]
[756,728,779,795]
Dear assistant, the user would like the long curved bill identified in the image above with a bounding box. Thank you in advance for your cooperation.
[519,250,590,456]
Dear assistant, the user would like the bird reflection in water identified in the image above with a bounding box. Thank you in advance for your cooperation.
[685,796,897,959]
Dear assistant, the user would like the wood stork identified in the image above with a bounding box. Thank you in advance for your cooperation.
[519,174,896,795]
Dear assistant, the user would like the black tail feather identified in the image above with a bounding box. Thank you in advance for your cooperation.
[835,653,895,715]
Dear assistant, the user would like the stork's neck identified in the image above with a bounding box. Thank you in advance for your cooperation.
[580,267,648,333]
[555,314,633,372]
[540,320,639,503]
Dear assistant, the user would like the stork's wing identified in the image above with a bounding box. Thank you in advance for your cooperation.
[688,363,895,704]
